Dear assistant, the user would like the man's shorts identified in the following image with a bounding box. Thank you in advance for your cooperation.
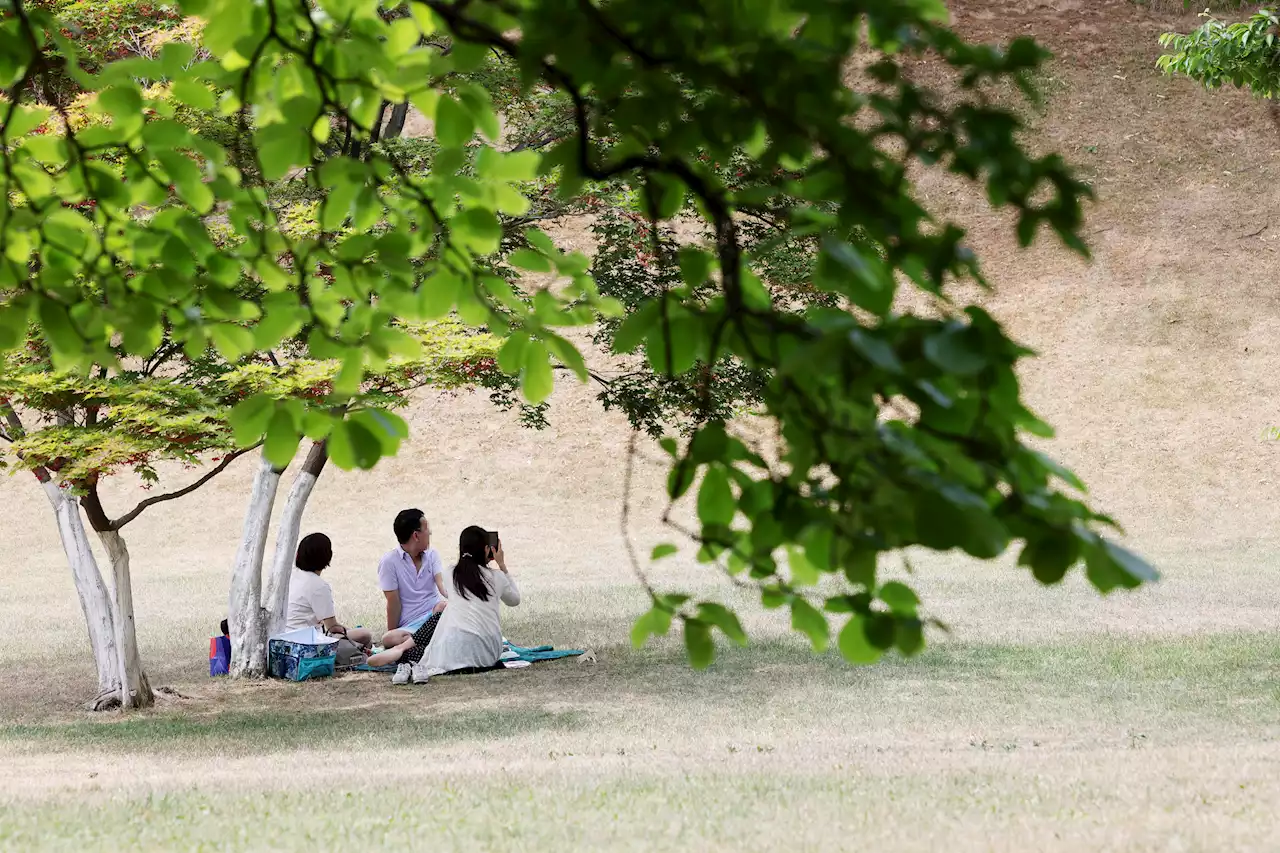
[401,612,433,634]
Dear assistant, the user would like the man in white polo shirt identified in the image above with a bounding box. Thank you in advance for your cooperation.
[378,509,449,649]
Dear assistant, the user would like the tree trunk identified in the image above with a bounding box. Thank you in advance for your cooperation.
[369,99,389,144]
[41,480,121,704]
[383,102,409,141]
[228,453,284,677]
[96,529,153,709]
[263,441,329,638]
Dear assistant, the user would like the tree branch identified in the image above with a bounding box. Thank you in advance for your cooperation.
[0,400,50,482]
[111,444,261,530]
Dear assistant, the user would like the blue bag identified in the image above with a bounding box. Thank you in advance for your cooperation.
[209,635,231,676]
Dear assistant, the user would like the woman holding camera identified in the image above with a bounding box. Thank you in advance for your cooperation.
[398,525,521,683]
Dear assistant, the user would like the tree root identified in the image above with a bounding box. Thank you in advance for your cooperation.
[85,689,121,712]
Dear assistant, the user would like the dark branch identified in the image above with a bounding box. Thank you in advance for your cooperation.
[110,444,261,530]
[0,400,49,482]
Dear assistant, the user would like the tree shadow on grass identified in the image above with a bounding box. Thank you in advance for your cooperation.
[0,704,585,756]
[557,629,1280,717]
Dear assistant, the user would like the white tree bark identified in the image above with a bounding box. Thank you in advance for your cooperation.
[97,528,153,709]
[263,442,328,638]
[42,480,121,701]
[228,454,283,678]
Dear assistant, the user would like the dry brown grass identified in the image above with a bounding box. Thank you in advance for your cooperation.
[4,1,1280,848]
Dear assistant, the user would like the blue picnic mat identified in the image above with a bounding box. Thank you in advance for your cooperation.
[353,641,584,673]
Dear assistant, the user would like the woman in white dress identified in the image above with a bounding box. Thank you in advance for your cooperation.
[410,525,520,681]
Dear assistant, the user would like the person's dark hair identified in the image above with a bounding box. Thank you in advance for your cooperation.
[453,525,493,602]
[394,508,425,544]
[295,532,333,573]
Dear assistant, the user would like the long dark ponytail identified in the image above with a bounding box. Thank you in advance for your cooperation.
[454,525,493,601]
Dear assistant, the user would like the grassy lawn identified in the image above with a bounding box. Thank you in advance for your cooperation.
[4,618,1280,851]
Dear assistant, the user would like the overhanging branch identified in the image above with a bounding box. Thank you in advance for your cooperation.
[111,444,261,530]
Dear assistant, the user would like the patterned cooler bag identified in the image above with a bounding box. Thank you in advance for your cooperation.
[267,628,338,682]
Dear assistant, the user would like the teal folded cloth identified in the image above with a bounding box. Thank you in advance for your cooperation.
[353,640,583,673]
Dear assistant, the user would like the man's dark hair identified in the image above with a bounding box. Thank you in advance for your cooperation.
[295,532,333,573]
[394,508,425,544]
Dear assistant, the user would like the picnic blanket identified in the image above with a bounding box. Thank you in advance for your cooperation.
[352,640,585,673]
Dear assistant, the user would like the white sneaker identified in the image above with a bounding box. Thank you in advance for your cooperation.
[410,661,432,684]
[392,663,411,685]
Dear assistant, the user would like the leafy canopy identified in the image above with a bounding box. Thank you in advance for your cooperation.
[0,0,1157,668]
[1157,7,1280,97]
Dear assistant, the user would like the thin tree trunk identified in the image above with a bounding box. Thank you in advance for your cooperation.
[263,441,329,638]
[41,479,121,705]
[369,99,389,144]
[6,402,124,710]
[228,453,284,677]
[97,529,153,709]
[383,102,409,141]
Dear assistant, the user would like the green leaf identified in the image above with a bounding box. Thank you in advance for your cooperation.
[649,173,686,219]
[0,297,31,350]
[521,340,555,404]
[1090,535,1162,589]
[327,417,384,470]
[36,299,80,356]
[229,394,277,446]
[435,95,475,148]
[612,301,660,354]
[684,618,715,669]
[302,411,333,441]
[696,602,748,646]
[523,227,558,256]
[651,543,678,561]
[476,147,541,182]
[141,119,192,150]
[418,270,460,319]
[631,606,673,649]
[6,105,51,138]
[1017,530,1079,585]
[787,545,820,587]
[895,618,925,656]
[923,324,988,375]
[508,248,553,273]
[544,333,587,382]
[256,124,310,182]
[790,598,829,652]
[838,615,883,664]
[171,79,216,111]
[646,316,700,375]
[97,85,144,136]
[914,489,1009,559]
[878,581,919,615]
[453,208,502,255]
[678,247,713,288]
[155,151,213,213]
[264,407,302,468]
[820,238,895,316]
[697,466,735,526]
[497,333,530,375]
[209,324,253,361]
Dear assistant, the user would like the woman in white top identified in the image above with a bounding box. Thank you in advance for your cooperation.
[417,525,520,678]
[286,532,414,667]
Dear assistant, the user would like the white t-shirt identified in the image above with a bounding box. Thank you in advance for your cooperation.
[285,568,336,631]
[424,565,521,673]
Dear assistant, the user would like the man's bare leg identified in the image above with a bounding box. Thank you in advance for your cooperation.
[346,627,373,647]
[381,629,412,647]
[368,631,414,666]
